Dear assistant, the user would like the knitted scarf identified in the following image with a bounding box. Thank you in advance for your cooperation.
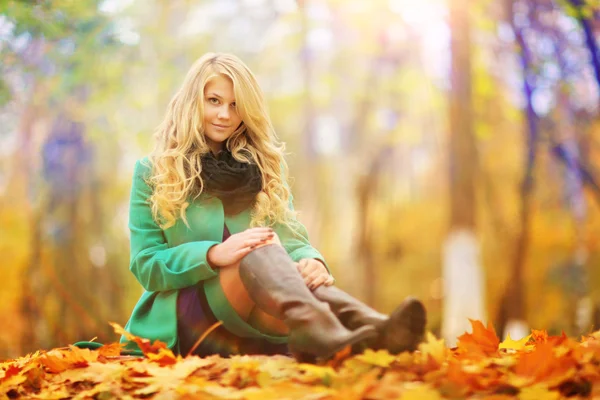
[197,150,262,215]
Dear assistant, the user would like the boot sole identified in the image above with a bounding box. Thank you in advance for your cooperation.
[291,324,378,363]
[384,297,427,354]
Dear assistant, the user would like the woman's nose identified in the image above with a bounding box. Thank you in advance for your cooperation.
[217,106,230,119]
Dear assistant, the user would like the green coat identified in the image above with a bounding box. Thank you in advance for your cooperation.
[121,158,328,352]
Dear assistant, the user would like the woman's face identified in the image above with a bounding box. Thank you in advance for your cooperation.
[202,74,242,154]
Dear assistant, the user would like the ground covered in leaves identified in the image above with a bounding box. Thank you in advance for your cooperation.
[1,320,600,399]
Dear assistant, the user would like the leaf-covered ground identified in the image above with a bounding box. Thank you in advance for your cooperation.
[2,320,600,399]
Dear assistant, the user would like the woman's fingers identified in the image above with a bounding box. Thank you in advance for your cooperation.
[244,227,274,235]
[304,268,323,288]
[240,230,274,242]
[296,259,310,279]
[308,274,329,290]
[298,258,309,270]
[241,238,270,249]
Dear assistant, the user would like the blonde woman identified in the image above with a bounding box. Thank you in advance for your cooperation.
[121,53,427,360]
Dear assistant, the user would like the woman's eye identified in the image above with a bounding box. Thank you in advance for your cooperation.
[230,102,236,108]
[208,97,219,104]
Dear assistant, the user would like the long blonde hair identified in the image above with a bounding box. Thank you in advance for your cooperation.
[148,52,295,229]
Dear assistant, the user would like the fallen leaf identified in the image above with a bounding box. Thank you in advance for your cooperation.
[355,349,396,368]
[499,334,532,351]
[518,384,560,400]
[109,322,168,355]
[456,320,500,356]
[98,342,125,358]
[418,332,447,364]
[401,382,442,399]
[146,348,179,366]
[530,329,548,344]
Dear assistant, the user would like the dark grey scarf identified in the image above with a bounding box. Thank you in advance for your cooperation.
[198,150,262,215]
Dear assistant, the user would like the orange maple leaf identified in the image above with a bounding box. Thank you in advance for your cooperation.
[39,346,97,373]
[109,322,168,355]
[146,348,179,366]
[98,342,126,358]
[513,342,575,386]
[547,332,569,347]
[0,364,21,382]
[531,329,548,344]
[456,320,500,356]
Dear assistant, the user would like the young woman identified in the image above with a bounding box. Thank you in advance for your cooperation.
[121,52,427,360]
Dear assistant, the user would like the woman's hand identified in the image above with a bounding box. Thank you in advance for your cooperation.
[207,227,275,268]
[296,258,334,290]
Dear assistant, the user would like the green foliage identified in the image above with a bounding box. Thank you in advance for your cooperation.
[0,77,11,107]
[556,0,599,20]
[0,0,124,106]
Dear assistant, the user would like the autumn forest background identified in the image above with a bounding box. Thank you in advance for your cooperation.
[1,0,600,360]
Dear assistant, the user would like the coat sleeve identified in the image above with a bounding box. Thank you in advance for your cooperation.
[273,188,332,276]
[128,159,220,292]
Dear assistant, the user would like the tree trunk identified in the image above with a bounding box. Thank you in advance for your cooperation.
[567,0,600,333]
[567,0,600,98]
[495,0,539,340]
[442,0,485,346]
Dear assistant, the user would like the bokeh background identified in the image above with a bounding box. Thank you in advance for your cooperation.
[1,0,600,359]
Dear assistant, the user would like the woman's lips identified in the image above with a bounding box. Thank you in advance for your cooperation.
[213,123,230,129]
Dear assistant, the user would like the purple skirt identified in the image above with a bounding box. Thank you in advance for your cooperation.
[176,224,289,357]
[176,284,289,357]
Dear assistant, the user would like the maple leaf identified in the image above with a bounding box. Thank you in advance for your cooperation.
[297,363,337,385]
[97,342,125,358]
[0,364,22,382]
[547,331,569,346]
[39,346,97,374]
[513,342,576,387]
[456,320,500,356]
[109,322,168,355]
[326,344,352,368]
[518,384,560,400]
[400,382,442,400]
[418,332,447,365]
[355,349,396,367]
[531,329,548,343]
[499,333,532,351]
[145,348,179,366]
[129,357,212,397]
[220,357,263,388]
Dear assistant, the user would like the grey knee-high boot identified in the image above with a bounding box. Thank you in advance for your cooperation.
[238,244,377,360]
[312,286,426,354]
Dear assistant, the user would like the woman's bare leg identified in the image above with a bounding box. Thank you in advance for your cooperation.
[219,236,292,334]
[247,307,289,335]
[219,261,255,320]
[219,262,289,335]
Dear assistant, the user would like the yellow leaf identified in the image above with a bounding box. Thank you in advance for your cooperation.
[518,385,560,400]
[418,332,447,364]
[401,382,442,400]
[395,351,414,368]
[355,349,396,368]
[499,333,532,351]
[298,363,337,379]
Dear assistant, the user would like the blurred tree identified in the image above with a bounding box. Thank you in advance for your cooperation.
[495,0,540,341]
[0,0,128,353]
[442,0,485,346]
[562,0,600,332]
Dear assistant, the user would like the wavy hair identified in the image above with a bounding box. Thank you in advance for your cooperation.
[147,52,295,229]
